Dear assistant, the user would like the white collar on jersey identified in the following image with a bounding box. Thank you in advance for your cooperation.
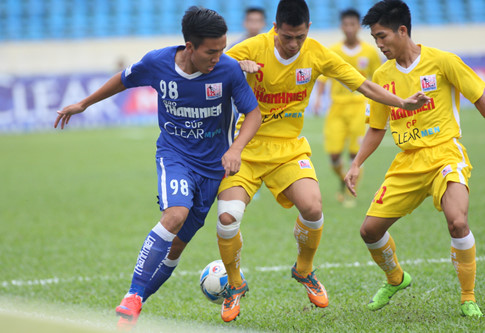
[175,63,204,79]
[342,43,362,57]
[274,47,300,65]
[395,54,421,74]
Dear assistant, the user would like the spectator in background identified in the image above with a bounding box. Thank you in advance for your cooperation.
[229,7,266,48]
[313,9,381,207]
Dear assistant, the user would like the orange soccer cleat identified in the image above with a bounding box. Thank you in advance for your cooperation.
[115,293,143,331]
[291,264,329,308]
[221,280,249,322]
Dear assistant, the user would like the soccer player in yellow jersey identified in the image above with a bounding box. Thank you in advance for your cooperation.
[313,9,381,206]
[345,0,485,317]
[215,0,430,322]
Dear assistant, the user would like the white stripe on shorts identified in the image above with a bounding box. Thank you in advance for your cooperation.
[159,158,168,209]
[453,138,467,185]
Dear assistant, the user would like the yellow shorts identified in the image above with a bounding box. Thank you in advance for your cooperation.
[367,138,472,218]
[324,101,366,154]
[218,135,318,208]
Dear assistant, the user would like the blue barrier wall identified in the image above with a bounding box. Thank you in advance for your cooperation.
[1,55,483,133]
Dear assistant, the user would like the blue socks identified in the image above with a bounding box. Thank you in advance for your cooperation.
[128,223,176,299]
[143,257,180,301]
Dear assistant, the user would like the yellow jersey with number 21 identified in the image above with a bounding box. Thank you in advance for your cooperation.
[369,45,485,151]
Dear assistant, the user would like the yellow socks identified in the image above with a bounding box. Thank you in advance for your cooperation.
[451,232,477,303]
[294,215,324,277]
[218,231,243,287]
[366,232,403,285]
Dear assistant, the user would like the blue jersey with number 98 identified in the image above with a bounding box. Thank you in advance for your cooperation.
[121,46,258,179]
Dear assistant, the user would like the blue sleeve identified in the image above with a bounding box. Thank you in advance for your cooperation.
[228,60,258,115]
[121,50,157,88]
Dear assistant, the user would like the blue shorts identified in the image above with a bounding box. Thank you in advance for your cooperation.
[156,156,221,243]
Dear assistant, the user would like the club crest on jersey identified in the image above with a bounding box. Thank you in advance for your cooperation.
[205,83,222,100]
[296,68,311,85]
[298,159,312,169]
[420,75,437,92]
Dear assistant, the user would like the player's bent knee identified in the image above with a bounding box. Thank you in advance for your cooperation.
[360,224,375,242]
[299,205,323,222]
[217,200,245,239]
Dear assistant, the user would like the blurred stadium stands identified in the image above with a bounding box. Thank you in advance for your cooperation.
[1,0,485,41]
[1,0,484,133]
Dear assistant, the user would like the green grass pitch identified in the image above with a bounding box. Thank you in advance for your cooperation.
[1,108,484,332]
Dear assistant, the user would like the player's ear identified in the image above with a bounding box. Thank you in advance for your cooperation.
[398,25,407,37]
[186,41,195,53]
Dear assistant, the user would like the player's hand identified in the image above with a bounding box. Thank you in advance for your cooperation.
[238,60,260,74]
[54,103,85,129]
[402,91,431,110]
[221,148,242,177]
[344,165,360,197]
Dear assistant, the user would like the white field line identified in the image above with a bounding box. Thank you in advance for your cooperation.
[3,256,485,288]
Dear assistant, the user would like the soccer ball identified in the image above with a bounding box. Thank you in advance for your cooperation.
[199,260,244,304]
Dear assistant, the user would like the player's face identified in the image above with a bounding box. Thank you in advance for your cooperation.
[188,35,227,74]
[244,12,266,37]
[341,16,360,41]
[370,23,407,60]
[274,22,310,59]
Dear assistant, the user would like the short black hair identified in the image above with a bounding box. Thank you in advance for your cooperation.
[362,0,412,36]
[275,0,310,28]
[245,7,266,19]
[181,6,228,49]
[340,8,360,22]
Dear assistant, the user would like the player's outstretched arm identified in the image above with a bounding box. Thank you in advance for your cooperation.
[357,80,430,110]
[221,107,261,177]
[345,127,386,197]
[474,90,485,118]
[54,72,126,129]
[238,60,260,74]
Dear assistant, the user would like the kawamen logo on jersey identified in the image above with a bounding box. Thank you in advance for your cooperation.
[206,83,222,100]
[296,68,311,85]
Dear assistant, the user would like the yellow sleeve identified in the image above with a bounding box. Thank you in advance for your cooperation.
[226,39,252,62]
[317,48,366,92]
[317,75,328,84]
[441,52,485,103]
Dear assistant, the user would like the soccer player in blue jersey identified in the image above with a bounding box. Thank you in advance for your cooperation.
[54,6,261,330]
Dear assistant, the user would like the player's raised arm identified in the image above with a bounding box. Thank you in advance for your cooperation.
[221,106,261,177]
[357,79,430,110]
[344,127,386,196]
[54,72,126,129]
